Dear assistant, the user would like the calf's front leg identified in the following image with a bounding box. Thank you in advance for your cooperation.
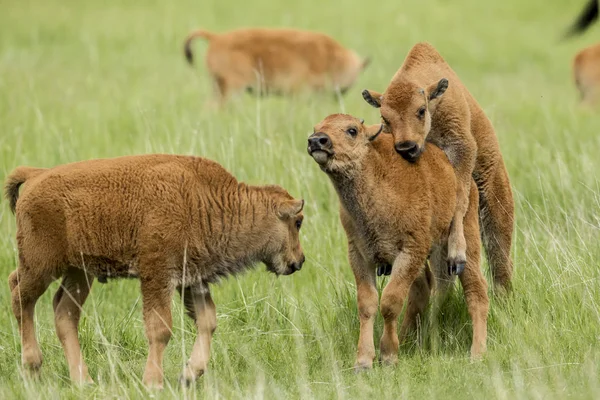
[348,243,378,371]
[446,134,477,275]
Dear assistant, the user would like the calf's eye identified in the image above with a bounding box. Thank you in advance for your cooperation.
[347,127,357,136]
[417,107,426,118]
[295,219,302,230]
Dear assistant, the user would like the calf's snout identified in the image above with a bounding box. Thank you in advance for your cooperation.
[308,133,332,152]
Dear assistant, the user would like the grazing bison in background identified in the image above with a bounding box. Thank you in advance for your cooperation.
[307,114,489,368]
[573,43,600,105]
[362,42,514,293]
[183,27,370,105]
[5,154,305,388]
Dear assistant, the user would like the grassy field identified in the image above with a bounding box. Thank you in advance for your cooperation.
[1,0,599,398]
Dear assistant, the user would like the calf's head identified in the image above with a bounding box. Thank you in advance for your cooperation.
[263,194,306,276]
[307,114,383,172]
[362,77,448,162]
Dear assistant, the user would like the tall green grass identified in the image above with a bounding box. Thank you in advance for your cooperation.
[0,0,599,398]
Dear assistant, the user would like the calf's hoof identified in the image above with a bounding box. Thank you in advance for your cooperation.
[72,374,95,386]
[379,353,398,367]
[22,348,43,378]
[143,374,164,391]
[447,258,466,276]
[377,264,392,276]
[353,361,373,373]
[179,366,205,388]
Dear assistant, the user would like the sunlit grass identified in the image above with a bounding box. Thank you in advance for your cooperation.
[0,0,599,398]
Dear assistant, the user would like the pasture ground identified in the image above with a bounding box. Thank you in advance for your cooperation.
[1,0,599,398]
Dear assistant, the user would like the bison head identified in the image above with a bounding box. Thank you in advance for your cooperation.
[307,114,383,172]
[362,77,448,162]
[263,196,305,276]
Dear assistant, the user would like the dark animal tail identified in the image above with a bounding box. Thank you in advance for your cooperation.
[564,0,598,39]
[4,166,46,213]
[183,29,215,65]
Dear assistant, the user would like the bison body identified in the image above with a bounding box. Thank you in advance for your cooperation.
[184,28,370,105]
[308,114,488,368]
[6,154,305,388]
[363,42,514,292]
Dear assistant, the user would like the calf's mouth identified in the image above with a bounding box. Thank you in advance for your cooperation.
[307,133,334,165]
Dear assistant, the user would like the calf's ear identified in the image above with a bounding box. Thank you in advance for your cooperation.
[426,78,448,113]
[362,89,383,108]
[277,199,304,219]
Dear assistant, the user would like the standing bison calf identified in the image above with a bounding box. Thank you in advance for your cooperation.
[308,114,488,368]
[5,154,305,388]
[184,27,370,105]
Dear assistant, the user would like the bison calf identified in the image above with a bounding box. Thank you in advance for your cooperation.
[362,42,514,292]
[573,43,600,106]
[184,27,370,105]
[308,114,489,367]
[5,154,305,388]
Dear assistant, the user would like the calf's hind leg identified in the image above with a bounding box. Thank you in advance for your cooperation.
[179,286,217,386]
[398,264,433,343]
[478,166,514,293]
[53,267,94,384]
[379,248,428,365]
[9,267,53,376]
[461,183,489,359]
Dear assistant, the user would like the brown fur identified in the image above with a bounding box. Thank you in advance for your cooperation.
[5,154,305,388]
[184,27,370,104]
[308,114,489,368]
[573,43,600,106]
[362,42,514,292]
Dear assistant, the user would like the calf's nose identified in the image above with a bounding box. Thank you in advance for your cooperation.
[395,141,418,155]
[308,133,332,150]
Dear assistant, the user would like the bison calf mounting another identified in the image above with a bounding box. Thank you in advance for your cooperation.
[362,42,514,292]
[308,114,489,368]
[5,154,305,388]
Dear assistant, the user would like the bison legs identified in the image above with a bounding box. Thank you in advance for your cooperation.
[179,285,217,386]
[9,267,53,377]
[398,264,434,343]
[141,275,174,389]
[379,249,428,366]
[53,267,94,384]
[461,182,489,359]
[478,164,514,293]
[446,134,477,275]
[348,242,378,371]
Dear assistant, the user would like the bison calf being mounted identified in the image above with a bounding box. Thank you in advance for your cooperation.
[308,114,489,368]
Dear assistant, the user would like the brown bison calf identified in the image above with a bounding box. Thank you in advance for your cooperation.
[573,43,600,106]
[5,155,305,388]
[184,27,370,104]
[362,42,514,292]
[307,114,489,368]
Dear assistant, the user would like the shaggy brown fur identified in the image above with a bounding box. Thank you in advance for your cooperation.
[573,43,600,106]
[5,154,305,388]
[183,27,370,104]
[362,42,514,292]
[307,114,489,368]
